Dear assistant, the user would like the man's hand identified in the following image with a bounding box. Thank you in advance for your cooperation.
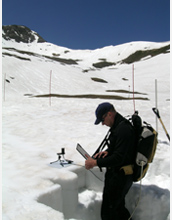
[94,151,108,159]
[85,155,97,170]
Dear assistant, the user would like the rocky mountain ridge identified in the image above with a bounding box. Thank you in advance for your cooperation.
[2,25,46,43]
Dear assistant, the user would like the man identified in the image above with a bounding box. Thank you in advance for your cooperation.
[85,102,135,220]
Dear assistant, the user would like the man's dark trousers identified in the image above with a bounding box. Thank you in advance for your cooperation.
[101,169,133,220]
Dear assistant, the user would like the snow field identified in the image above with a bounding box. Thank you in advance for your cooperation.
[2,39,170,219]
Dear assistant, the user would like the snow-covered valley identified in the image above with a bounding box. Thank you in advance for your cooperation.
[2,26,170,220]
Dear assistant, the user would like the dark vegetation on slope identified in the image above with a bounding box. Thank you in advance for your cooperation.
[31,93,149,100]
[2,52,31,61]
[122,45,170,64]
[106,89,147,95]
[91,78,108,83]
[92,44,170,68]
[93,61,115,68]
[2,47,78,64]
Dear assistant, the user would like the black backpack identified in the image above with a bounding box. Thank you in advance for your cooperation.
[130,112,158,182]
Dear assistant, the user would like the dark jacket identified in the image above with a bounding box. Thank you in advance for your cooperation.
[97,112,135,171]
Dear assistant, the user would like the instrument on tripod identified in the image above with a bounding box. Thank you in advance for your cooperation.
[50,148,73,167]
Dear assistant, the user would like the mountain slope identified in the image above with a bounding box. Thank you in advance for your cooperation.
[2,25,170,101]
[2,25,170,68]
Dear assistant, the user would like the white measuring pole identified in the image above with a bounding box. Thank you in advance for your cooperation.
[132,64,135,113]
[155,79,158,132]
[4,73,6,102]
[49,70,52,106]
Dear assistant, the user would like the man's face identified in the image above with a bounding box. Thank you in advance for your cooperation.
[102,112,113,127]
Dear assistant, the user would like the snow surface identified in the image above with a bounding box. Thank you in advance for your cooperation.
[2,38,170,220]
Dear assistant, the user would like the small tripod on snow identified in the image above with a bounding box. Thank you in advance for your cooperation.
[50,148,73,167]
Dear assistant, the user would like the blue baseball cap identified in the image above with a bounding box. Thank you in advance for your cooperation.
[94,102,113,125]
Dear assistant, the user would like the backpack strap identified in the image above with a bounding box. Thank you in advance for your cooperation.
[92,119,130,158]
[92,129,111,157]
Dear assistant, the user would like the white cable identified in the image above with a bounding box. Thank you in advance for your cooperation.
[73,163,104,182]
[128,161,144,220]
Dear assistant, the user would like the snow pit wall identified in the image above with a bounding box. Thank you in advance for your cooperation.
[37,166,104,219]
[37,165,170,220]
